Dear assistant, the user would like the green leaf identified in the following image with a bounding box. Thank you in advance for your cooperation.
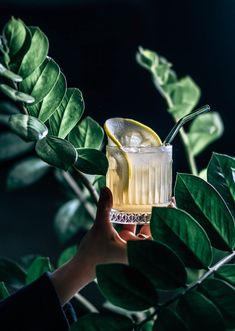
[57,246,77,267]
[93,175,106,193]
[71,312,134,331]
[163,76,201,119]
[188,112,224,156]
[198,167,207,180]
[27,72,67,122]
[19,57,60,105]
[153,307,188,331]
[75,148,108,176]
[175,173,235,251]
[26,256,52,284]
[207,153,235,219]
[0,132,33,161]
[176,289,226,331]
[0,63,22,82]
[127,240,187,289]
[199,278,235,328]
[0,282,10,300]
[96,263,158,311]
[54,199,95,243]
[0,84,35,103]
[0,257,26,290]
[136,46,159,71]
[9,114,48,141]
[17,26,49,78]
[150,207,213,269]
[35,136,77,170]
[68,116,104,150]
[9,25,32,67]
[49,88,84,139]
[7,156,50,191]
[3,17,26,59]
[215,264,235,286]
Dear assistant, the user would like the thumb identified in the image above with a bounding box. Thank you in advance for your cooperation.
[94,187,113,227]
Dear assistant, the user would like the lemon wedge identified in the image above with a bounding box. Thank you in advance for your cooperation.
[104,118,162,191]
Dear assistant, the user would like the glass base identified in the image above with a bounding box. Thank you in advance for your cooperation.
[109,209,151,224]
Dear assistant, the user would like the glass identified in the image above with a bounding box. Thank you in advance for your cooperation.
[106,144,172,224]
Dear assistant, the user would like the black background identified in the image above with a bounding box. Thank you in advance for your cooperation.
[0,0,234,263]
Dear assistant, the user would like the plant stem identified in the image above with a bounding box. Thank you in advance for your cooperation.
[136,250,235,330]
[72,166,99,205]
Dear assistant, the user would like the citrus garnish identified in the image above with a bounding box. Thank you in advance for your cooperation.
[104,118,162,191]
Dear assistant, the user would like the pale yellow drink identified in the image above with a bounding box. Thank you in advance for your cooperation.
[106,145,172,223]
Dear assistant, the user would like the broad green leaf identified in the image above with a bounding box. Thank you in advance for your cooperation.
[19,57,60,105]
[199,278,235,328]
[49,88,84,139]
[71,312,134,331]
[7,156,50,191]
[57,246,77,267]
[68,116,104,150]
[0,257,26,290]
[175,173,235,251]
[163,76,201,119]
[0,63,22,82]
[9,114,48,141]
[153,307,189,331]
[54,199,95,243]
[28,72,66,122]
[176,289,225,331]
[188,112,224,156]
[0,282,10,299]
[0,132,33,161]
[150,207,212,269]
[3,17,26,59]
[215,264,235,286]
[26,256,52,284]
[128,240,187,289]
[9,25,32,67]
[35,136,77,170]
[96,264,158,311]
[17,26,49,78]
[75,148,108,176]
[207,153,235,219]
[0,84,35,103]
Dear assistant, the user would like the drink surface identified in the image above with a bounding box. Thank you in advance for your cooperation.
[106,145,172,213]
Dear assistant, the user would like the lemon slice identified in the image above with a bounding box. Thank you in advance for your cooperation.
[104,118,162,191]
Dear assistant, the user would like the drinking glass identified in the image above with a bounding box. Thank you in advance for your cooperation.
[106,144,172,224]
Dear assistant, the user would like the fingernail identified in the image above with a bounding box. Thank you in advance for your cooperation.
[137,233,149,239]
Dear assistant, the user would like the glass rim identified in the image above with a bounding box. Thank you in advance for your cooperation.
[106,144,172,152]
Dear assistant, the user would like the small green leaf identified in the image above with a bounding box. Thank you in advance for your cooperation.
[7,156,50,191]
[207,153,235,219]
[150,207,213,269]
[188,112,224,156]
[9,24,32,67]
[26,257,52,284]
[17,26,49,78]
[0,63,22,82]
[0,282,10,300]
[153,307,189,331]
[71,312,134,331]
[9,114,48,141]
[128,240,187,289]
[96,263,158,311]
[136,46,159,70]
[176,290,225,331]
[0,84,35,103]
[0,257,26,290]
[49,88,84,139]
[3,17,26,59]
[215,264,235,286]
[175,173,235,251]
[68,116,104,150]
[0,132,33,161]
[75,148,108,176]
[35,136,77,170]
[57,246,77,267]
[28,72,67,122]
[20,57,60,105]
[54,199,95,243]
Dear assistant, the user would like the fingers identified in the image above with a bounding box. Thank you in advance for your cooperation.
[122,224,137,234]
[138,224,151,237]
[95,187,113,227]
[169,196,177,208]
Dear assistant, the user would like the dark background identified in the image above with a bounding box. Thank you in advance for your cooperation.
[0,0,234,264]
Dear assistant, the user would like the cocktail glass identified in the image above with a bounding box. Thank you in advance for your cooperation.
[106,144,172,224]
